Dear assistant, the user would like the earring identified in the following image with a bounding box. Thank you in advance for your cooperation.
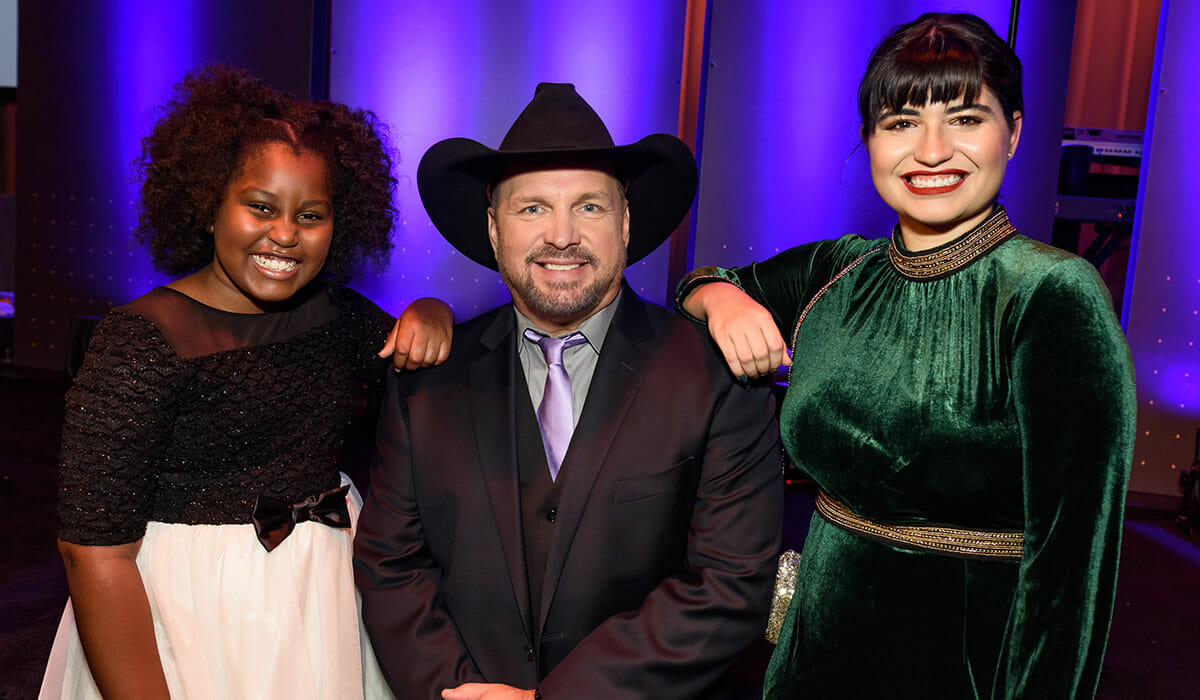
[1007,152,1013,159]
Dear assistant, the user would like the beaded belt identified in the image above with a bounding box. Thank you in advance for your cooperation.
[815,491,1023,561]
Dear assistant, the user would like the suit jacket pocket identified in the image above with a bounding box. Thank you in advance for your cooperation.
[612,457,694,505]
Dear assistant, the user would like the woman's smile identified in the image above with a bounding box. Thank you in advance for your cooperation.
[902,170,967,195]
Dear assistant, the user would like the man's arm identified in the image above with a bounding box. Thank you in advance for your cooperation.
[539,375,783,699]
[354,370,484,699]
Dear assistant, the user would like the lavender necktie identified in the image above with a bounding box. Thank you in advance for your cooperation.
[524,329,588,481]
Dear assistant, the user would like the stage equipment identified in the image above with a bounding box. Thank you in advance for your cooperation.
[1052,127,1142,268]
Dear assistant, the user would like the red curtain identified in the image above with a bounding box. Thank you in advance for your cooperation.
[1065,0,1161,131]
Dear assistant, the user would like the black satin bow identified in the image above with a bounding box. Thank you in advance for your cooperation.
[252,484,351,552]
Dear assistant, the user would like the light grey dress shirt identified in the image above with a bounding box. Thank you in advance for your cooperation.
[514,289,621,428]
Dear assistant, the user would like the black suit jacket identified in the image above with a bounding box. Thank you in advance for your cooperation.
[354,287,782,699]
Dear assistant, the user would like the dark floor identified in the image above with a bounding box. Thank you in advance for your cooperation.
[1,373,69,700]
[2,373,1199,699]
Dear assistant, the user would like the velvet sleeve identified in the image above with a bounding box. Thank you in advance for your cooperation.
[995,258,1136,698]
[57,310,182,545]
[674,235,882,342]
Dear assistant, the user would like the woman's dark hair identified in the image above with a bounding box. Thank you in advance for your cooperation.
[133,65,397,281]
[857,13,1023,138]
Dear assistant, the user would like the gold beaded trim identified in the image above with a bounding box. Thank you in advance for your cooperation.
[815,491,1024,560]
[888,207,1017,280]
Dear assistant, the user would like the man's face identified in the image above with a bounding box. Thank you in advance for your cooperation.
[488,166,629,334]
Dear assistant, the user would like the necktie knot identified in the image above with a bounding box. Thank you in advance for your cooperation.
[524,329,587,365]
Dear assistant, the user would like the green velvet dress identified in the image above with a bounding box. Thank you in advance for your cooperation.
[680,207,1136,699]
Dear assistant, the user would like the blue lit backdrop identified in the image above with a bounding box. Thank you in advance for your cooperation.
[1123,0,1200,496]
[106,0,204,297]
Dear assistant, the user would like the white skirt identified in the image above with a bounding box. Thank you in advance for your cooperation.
[40,476,393,700]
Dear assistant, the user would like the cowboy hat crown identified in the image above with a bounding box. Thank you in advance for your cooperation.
[417,83,698,269]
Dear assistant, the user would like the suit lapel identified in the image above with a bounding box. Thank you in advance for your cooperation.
[537,288,657,629]
[469,307,533,641]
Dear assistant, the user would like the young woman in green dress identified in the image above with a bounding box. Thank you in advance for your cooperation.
[677,13,1135,699]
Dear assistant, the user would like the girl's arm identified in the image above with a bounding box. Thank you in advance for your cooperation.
[58,539,170,699]
[55,309,182,698]
[378,297,454,371]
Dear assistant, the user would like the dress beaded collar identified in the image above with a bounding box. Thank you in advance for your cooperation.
[888,206,1018,281]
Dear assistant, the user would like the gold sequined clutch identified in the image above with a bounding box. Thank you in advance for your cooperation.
[765,549,801,644]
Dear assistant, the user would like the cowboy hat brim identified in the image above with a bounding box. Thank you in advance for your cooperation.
[417,133,698,270]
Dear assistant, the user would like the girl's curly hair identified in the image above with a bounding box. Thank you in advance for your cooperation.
[133,65,397,282]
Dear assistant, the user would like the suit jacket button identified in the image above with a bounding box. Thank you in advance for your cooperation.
[524,644,536,661]
[546,508,557,523]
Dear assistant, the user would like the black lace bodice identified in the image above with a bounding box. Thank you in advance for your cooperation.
[57,285,393,545]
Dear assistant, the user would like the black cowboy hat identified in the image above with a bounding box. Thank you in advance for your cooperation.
[417,83,698,270]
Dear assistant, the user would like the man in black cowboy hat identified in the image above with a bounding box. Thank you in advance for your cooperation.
[355,83,781,700]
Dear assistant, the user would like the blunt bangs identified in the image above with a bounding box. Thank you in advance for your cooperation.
[858,13,1023,136]
[862,46,982,127]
